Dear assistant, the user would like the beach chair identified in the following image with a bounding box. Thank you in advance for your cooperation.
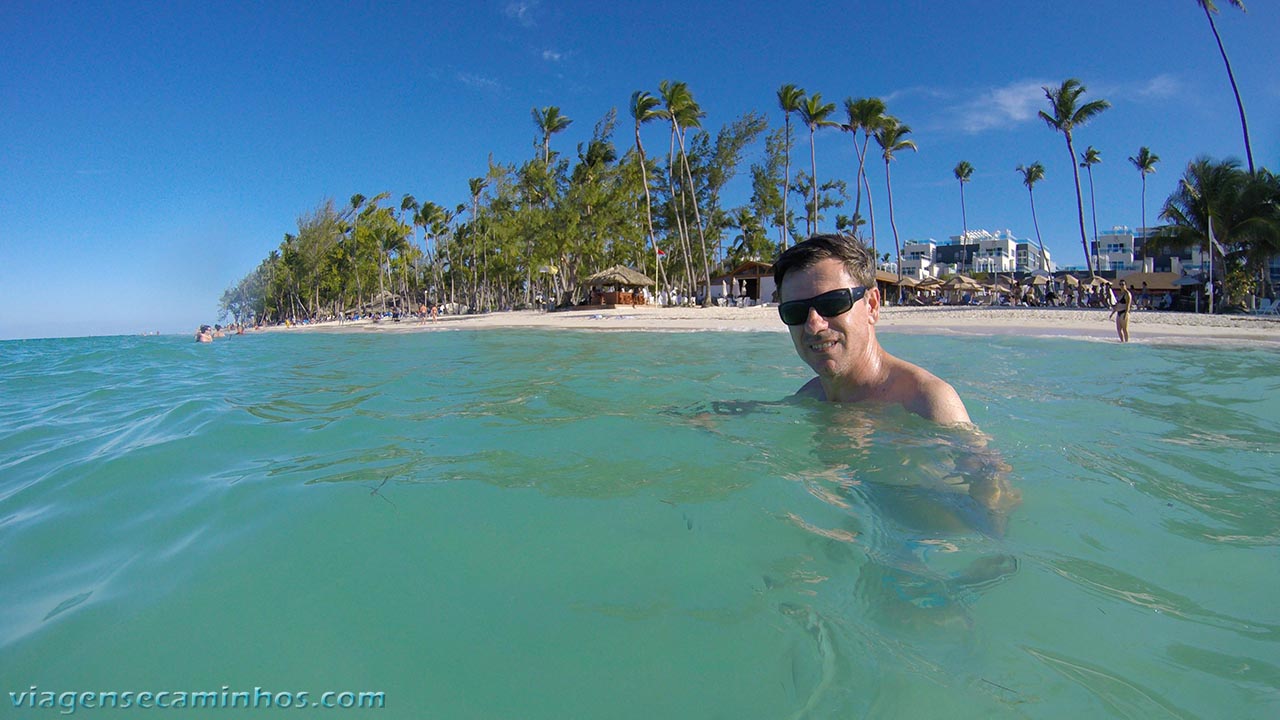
[1251,298,1277,315]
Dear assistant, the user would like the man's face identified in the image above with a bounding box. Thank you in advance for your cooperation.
[779,257,878,380]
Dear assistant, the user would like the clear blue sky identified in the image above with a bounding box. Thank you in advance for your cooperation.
[2,0,1276,339]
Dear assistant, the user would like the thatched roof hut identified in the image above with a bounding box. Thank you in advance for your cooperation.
[585,265,656,288]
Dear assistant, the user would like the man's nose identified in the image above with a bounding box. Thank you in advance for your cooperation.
[804,306,828,331]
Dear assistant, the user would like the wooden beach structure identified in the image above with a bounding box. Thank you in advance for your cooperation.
[705,261,777,304]
[580,265,655,308]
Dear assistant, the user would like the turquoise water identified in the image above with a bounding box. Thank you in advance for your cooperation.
[2,329,1277,718]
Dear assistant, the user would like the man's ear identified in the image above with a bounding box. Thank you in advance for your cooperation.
[866,285,881,324]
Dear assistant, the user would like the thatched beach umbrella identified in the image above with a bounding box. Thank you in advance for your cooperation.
[585,265,656,287]
[943,274,982,291]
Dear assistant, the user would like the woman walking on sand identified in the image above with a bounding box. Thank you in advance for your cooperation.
[1109,279,1133,343]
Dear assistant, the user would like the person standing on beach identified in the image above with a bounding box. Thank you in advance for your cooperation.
[774,234,971,424]
[1110,279,1133,342]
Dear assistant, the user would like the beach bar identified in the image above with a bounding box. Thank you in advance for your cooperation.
[583,265,655,307]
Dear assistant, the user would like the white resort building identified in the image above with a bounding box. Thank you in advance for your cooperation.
[890,229,1053,279]
[1090,226,1208,275]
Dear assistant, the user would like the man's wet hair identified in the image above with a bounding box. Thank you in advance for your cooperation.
[773,234,876,290]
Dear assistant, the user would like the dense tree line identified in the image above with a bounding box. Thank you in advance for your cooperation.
[222,62,1277,323]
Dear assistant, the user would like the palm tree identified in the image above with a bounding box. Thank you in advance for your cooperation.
[659,80,713,305]
[400,194,420,308]
[953,161,974,273]
[776,84,806,248]
[468,177,488,308]
[416,201,445,302]
[1129,147,1161,261]
[361,192,392,314]
[630,90,666,293]
[1039,79,1110,276]
[1196,0,1254,173]
[1079,146,1102,253]
[845,97,887,258]
[874,116,916,298]
[797,93,838,236]
[531,106,573,167]
[1017,162,1050,273]
[348,193,367,311]
[1157,158,1280,305]
[654,84,696,299]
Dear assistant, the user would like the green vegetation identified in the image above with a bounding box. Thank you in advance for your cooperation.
[1153,159,1280,302]
[221,69,1278,323]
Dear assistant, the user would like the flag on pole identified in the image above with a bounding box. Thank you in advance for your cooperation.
[1208,216,1226,256]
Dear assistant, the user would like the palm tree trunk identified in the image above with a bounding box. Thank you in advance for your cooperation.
[1087,165,1099,254]
[852,139,866,222]
[959,181,969,275]
[885,159,902,303]
[1065,134,1094,276]
[808,127,819,236]
[377,243,387,314]
[1204,6,1255,174]
[635,135,667,301]
[667,132,696,299]
[1030,188,1048,272]
[675,127,714,306]
[781,117,792,248]
[861,134,878,261]
[1140,174,1147,237]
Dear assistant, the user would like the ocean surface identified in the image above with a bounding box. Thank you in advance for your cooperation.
[2,328,1277,718]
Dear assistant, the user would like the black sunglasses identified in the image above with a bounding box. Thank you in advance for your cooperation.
[778,286,869,326]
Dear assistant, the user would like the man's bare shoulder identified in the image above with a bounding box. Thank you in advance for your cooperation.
[891,358,971,425]
[794,377,826,400]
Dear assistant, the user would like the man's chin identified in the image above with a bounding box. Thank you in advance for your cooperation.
[806,357,842,379]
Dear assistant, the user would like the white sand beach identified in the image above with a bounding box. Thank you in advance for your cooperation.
[274,304,1280,347]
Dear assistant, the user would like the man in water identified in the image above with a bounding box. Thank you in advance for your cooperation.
[774,234,970,424]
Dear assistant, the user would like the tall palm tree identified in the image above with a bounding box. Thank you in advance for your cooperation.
[400,194,420,307]
[630,90,666,293]
[348,193,366,311]
[363,192,392,314]
[1039,78,1110,276]
[468,177,488,309]
[953,161,974,274]
[1079,146,1102,253]
[1157,158,1280,304]
[845,97,887,258]
[797,93,838,236]
[1017,162,1050,273]
[776,84,806,248]
[1196,0,1254,173]
[659,80,713,305]
[654,84,696,299]
[1129,147,1161,252]
[416,201,444,302]
[531,106,573,167]
[874,116,916,297]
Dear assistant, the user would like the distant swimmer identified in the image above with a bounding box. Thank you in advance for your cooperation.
[773,234,971,425]
[195,325,213,343]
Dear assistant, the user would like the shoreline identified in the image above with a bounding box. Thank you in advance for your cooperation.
[265,305,1280,348]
